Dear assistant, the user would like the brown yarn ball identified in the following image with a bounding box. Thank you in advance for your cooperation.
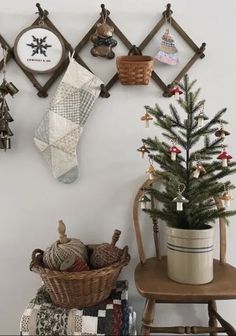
[90,229,123,269]
[43,220,88,271]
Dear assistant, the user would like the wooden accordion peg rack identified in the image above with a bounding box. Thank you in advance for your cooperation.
[0,3,206,98]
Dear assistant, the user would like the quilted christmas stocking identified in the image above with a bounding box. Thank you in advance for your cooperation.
[34,57,103,183]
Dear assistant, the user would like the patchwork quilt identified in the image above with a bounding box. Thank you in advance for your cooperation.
[20,281,137,335]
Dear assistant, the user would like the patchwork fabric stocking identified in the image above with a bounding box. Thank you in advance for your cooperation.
[34,57,103,183]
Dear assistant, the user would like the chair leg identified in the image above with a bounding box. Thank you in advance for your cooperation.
[208,300,217,336]
[141,298,155,336]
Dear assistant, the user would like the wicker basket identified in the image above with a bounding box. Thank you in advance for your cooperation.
[30,246,130,309]
[116,55,154,85]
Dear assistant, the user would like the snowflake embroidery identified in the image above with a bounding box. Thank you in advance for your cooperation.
[27,36,52,57]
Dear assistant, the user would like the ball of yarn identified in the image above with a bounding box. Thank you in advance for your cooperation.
[90,229,123,269]
[43,220,88,271]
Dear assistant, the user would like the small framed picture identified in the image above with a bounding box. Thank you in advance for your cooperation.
[14,25,66,74]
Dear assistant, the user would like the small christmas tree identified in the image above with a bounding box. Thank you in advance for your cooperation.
[142,75,236,229]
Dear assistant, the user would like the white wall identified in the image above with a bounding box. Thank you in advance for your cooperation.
[0,0,236,334]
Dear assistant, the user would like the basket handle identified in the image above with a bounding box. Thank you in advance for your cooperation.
[30,248,44,271]
[128,45,142,56]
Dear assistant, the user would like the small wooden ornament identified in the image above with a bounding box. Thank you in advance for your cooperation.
[172,183,189,211]
[215,126,230,138]
[90,229,123,269]
[140,194,151,210]
[137,144,150,158]
[217,150,232,167]
[169,86,183,99]
[146,163,156,180]
[219,191,234,208]
[140,112,153,128]
[168,145,181,161]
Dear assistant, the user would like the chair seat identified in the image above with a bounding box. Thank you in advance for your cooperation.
[135,257,236,303]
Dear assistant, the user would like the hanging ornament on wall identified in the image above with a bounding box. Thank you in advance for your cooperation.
[155,14,179,65]
[146,158,157,180]
[140,111,153,128]
[194,103,208,127]
[137,144,150,158]
[168,139,181,161]
[172,183,189,211]
[219,185,234,208]
[215,121,230,139]
[90,4,117,59]
[0,45,19,151]
[192,153,206,179]
[13,5,66,74]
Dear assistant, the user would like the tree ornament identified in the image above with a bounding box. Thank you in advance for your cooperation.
[155,14,179,66]
[140,194,151,210]
[146,158,157,180]
[217,148,232,167]
[90,5,117,59]
[219,186,234,208]
[169,86,183,100]
[137,144,150,158]
[215,121,230,138]
[192,154,206,178]
[168,140,181,161]
[0,45,19,151]
[172,183,189,211]
[140,112,153,128]
[194,103,208,127]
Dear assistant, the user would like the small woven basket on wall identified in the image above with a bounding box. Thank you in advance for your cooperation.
[116,50,154,85]
[30,245,130,309]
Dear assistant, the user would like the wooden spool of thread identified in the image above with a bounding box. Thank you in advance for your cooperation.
[60,254,90,272]
[43,220,88,271]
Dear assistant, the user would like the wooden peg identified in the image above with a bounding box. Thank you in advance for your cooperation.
[36,3,49,19]
[100,84,110,98]
[100,4,110,18]
[198,42,206,59]
[58,220,70,244]
[163,3,173,22]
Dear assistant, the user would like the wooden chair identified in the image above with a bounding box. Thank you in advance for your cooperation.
[133,179,236,335]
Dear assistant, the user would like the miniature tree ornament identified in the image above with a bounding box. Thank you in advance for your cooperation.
[194,103,209,127]
[169,86,183,100]
[146,158,157,180]
[192,154,206,179]
[137,144,150,158]
[172,183,189,211]
[219,186,234,208]
[140,112,153,128]
[215,121,230,138]
[168,140,181,161]
[140,194,151,210]
[217,149,232,167]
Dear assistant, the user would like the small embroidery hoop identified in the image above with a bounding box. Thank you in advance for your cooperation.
[14,24,66,74]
